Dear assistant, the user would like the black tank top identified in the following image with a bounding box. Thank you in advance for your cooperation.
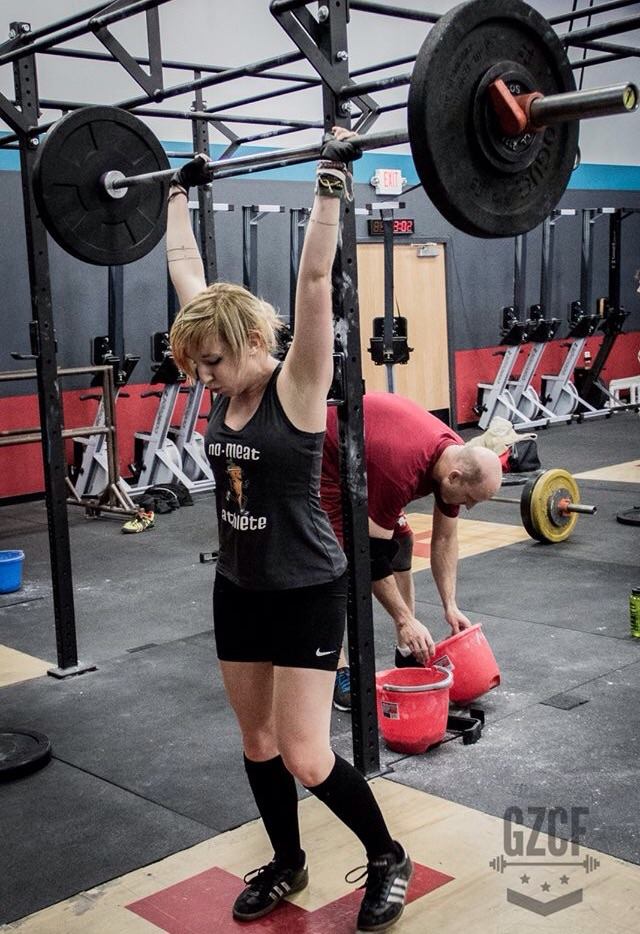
[206,366,347,590]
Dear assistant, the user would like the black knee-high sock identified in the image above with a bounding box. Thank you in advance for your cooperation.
[306,754,397,860]
[243,754,305,869]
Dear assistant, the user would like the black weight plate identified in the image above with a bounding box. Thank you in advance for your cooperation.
[33,106,169,266]
[0,727,52,781]
[520,474,540,541]
[408,0,579,238]
[616,506,640,526]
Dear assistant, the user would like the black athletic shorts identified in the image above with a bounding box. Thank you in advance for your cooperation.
[213,570,348,671]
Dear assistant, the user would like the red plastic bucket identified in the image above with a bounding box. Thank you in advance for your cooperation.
[431,623,500,705]
[375,666,452,754]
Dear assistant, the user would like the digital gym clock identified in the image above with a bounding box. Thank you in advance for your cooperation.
[367,218,415,236]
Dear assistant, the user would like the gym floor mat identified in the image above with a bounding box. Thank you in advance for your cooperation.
[0,643,51,687]
[1,416,639,927]
[5,781,638,933]
[574,460,640,483]
[405,513,530,572]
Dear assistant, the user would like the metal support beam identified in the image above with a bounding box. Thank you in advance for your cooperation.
[13,50,88,677]
[0,0,173,67]
[108,264,125,369]
[349,0,440,23]
[539,215,555,317]
[381,208,396,392]
[549,0,640,26]
[242,205,285,293]
[192,80,218,284]
[513,234,527,318]
[315,1,381,778]
[561,13,640,44]
[289,208,310,325]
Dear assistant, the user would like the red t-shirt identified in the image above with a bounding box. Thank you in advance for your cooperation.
[321,393,462,540]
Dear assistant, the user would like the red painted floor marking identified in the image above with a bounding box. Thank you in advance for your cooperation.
[412,530,432,559]
[127,861,453,933]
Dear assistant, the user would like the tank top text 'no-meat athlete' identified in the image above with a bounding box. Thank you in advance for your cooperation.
[205,366,347,590]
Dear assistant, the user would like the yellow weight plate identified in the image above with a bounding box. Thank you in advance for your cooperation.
[521,468,580,543]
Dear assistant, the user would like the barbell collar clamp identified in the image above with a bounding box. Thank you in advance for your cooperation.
[489,81,638,137]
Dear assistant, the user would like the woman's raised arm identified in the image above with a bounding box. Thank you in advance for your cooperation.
[166,155,212,306]
[281,129,361,428]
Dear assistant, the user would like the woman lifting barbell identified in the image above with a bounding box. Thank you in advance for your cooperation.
[166,129,412,932]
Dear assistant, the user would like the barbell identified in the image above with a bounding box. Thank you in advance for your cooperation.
[492,468,596,544]
[31,0,638,265]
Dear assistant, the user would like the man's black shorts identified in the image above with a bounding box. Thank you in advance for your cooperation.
[213,571,348,671]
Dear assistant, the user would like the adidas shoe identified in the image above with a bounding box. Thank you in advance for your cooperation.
[232,858,308,921]
[121,510,155,534]
[333,666,352,711]
[349,843,413,932]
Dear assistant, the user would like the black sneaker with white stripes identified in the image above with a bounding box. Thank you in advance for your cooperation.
[351,843,413,932]
[232,858,308,921]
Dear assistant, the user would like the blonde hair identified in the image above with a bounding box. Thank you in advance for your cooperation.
[169,282,285,377]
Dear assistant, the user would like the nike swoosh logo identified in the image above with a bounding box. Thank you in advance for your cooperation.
[315,648,336,657]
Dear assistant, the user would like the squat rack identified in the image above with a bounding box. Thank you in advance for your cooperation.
[1,0,639,776]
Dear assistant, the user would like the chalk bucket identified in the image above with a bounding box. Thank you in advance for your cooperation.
[375,665,452,754]
[0,550,25,594]
[431,623,500,705]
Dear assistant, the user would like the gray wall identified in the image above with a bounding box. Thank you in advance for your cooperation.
[1,168,639,399]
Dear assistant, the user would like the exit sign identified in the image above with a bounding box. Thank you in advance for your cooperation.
[370,167,405,195]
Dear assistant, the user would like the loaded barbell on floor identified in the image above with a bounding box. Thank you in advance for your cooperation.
[492,468,596,544]
[31,0,638,265]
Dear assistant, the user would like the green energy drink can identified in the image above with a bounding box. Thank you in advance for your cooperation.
[631,588,640,639]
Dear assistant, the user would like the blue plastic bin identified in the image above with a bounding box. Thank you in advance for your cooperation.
[0,550,25,594]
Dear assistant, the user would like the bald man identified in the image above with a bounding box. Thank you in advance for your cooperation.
[321,393,503,711]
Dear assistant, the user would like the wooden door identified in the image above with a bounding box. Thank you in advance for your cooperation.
[356,241,450,417]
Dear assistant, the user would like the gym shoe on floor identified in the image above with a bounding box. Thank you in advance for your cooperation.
[121,510,155,534]
[232,858,308,921]
[333,666,351,711]
[348,843,413,932]
[394,646,422,669]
